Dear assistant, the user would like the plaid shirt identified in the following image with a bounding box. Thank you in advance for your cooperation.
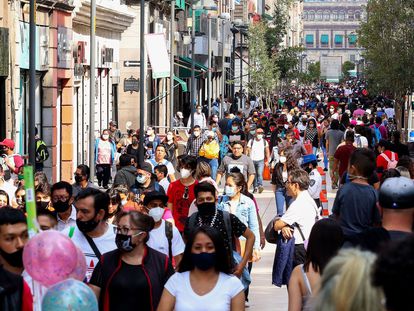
[186,135,204,157]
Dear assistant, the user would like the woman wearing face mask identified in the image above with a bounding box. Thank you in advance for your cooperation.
[157,226,245,311]
[271,148,298,216]
[163,131,179,168]
[198,131,220,180]
[106,188,123,225]
[14,187,25,211]
[95,129,116,189]
[145,127,161,156]
[126,134,140,160]
[35,182,51,211]
[304,118,320,156]
[89,211,174,311]
[0,190,9,208]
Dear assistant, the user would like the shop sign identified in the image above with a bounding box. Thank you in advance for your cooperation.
[19,22,49,71]
[58,26,72,69]
[0,28,9,76]
[73,41,87,78]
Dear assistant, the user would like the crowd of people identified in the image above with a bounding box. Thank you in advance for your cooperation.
[0,80,413,311]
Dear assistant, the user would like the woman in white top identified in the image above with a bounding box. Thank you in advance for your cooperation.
[157,226,245,311]
[287,219,344,311]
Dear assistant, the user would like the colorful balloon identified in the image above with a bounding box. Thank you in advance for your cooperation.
[42,278,98,311]
[69,247,87,281]
[23,230,78,287]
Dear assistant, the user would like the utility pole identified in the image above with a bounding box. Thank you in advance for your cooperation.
[220,18,226,118]
[138,0,146,164]
[230,27,239,103]
[28,0,36,166]
[169,0,175,129]
[239,31,243,110]
[190,5,195,129]
[207,16,212,115]
[89,0,96,179]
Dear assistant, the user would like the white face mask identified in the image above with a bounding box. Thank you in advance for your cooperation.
[167,135,173,141]
[279,156,287,164]
[148,207,164,222]
[257,134,263,140]
[193,131,200,137]
[180,168,192,179]
[121,199,128,206]
[284,124,289,130]
[102,134,109,140]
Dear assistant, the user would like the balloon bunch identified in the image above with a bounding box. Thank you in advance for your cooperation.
[22,230,98,310]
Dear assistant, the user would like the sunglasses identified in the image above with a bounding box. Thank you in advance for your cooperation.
[183,186,189,200]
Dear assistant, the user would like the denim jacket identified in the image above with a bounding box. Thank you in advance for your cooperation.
[218,194,260,249]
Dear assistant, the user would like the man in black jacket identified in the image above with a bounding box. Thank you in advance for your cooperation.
[113,154,137,189]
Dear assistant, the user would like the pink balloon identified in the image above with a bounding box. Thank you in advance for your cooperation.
[69,247,87,281]
[23,230,78,287]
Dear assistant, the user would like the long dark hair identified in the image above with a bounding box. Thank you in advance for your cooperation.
[304,218,344,274]
[179,226,232,274]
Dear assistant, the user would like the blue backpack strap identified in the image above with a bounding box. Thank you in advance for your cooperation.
[154,182,160,192]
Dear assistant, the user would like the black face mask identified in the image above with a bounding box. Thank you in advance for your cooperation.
[197,202,216,216]
[191,252,217,271]
[232,154,242,160]
[74,175,83,183]
[76,216,99,233]
[36,201,50,210]
[0,248,23,268]
[53,200,71,213]
[115,234,137,252]
[304,167,312,174]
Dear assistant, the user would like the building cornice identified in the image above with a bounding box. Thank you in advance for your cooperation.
[73,1,135,33]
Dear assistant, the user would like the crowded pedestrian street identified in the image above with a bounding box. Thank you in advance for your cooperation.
[1,0,414,310]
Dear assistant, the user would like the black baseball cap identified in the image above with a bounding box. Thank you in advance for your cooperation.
[379,177,414,209]
[143,191,168,206]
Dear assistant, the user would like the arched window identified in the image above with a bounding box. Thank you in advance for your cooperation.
[332,10,338,20]
[355,11,361,20]
[324,11,330,20]
[348,11,354,21]
[339,10,345,21]
[308,11,315,21]
[316,10,323,20]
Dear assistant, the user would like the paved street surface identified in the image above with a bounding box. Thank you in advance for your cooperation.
[248,169,336,310]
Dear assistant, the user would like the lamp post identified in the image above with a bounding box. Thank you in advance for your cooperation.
[138,0,146,164]
[89,0,96,178]
[169,0,175,129]
[207,15,212,115]
[190,4,196,129]
[230,27,239,103]
[220,18,226,118]
[29,0,36,166]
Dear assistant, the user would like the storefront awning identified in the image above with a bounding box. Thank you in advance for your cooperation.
[174,76,188,92]
[178,56,208,79]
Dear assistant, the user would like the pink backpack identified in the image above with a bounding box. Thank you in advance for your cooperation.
[381,152,398,169]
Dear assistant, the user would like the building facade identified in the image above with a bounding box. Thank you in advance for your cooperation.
[303,0,366,67]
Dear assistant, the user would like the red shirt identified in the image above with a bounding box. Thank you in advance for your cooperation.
[334,144,356,179]
[377,150,399,179]
[167,180,198,232]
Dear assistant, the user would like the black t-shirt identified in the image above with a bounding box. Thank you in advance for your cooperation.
[184,210,247,256]
[91,261,151,311]
[228,130,246,143]
[126,144,140,160]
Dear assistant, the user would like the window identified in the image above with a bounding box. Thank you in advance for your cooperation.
[332,11,338,21]
[339,11,345,21]
[308,11,315,21]
[350,54,356,62]
[335,34,343,45]
[348,34,357,46]
[320,34,329,46]
[316,10,323,20]
[355,11,361,20]
[324,11,330,20]
[305,34,314,45]
[303,11,308,20]
[348,11,354,21]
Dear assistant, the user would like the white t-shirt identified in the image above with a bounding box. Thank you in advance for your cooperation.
[62,224,116,282]
[281,191,317,244]
[159,177,170,194]
[165,271,244,311]
[147,220,185,257]
[308,169,322,200]
[247,138,268,161]
[146,159,175,176]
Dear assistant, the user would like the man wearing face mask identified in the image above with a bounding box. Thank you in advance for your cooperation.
[144,191,185,268]
[0,208,33,311]
[184,182,255,278]
[62,188,116,282]
[51,181,76,231]
[126,134,140,160]
[246,128,270,193]
[228,120,246,145]
[301,154,322,207]
[132,162,165,206]
[72,164,97,198]
[186,104,206,129]
[185,125,204,157]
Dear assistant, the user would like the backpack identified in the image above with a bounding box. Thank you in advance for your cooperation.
[35,139,49,162]
[374,126,382,143]
[381,152,398,169]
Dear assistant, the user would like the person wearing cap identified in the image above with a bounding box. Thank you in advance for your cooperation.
[144,191,185,268]
[133,162,165,204]
[186,104,206,129]
[302,154,322,207]
[198,130,220,180]
[0,139,24,182]
[108,120,122,144]
[246,128,270,193]
[345,176,414,253]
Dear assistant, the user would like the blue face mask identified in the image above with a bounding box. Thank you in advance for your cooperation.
[136,174,147,184]
[225,185,236,197]
[232,126,239,131]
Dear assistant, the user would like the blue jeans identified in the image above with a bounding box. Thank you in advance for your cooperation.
[312,146,318,156]
[275,188,293,216]
[199,157,218,180]
[321,146,328,169]
[253,160,264,188]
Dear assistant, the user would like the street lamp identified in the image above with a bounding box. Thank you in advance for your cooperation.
[230,27,239,102]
